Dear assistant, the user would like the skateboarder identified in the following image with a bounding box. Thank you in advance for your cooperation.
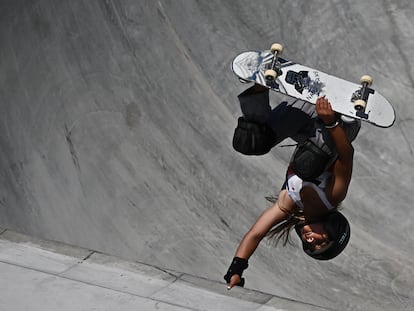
[225,85,359,289]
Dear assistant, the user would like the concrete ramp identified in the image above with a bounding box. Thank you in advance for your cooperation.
[1,1,414,310]
[0,229,331,311]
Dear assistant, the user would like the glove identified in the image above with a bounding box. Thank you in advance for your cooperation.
[223,257,248,287]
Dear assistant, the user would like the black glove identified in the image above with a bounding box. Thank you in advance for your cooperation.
[223,257,248,287]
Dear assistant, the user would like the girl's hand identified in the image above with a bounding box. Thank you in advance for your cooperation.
[227,274,242,289]
[316,96,336,125]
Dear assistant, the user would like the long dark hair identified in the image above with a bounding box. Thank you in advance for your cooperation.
[266,203,305,246]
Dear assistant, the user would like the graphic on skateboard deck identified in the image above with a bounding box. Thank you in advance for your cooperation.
[232,43,395,128]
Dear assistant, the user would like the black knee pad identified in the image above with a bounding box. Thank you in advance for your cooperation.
[340,116,361,142]
[232,117,277,155]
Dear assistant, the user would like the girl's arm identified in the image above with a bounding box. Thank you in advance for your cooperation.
[227,190,295,288]
[315,97,354,205]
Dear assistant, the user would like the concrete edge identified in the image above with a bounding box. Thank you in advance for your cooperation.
[0,227,332,311]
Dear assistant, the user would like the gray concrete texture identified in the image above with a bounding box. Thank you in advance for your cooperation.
[0,229,331,311]
[0,1,413,310]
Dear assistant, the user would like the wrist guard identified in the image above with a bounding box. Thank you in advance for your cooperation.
[223,257,249,287]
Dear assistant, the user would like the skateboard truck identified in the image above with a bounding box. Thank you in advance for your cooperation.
[265,43,284,84]
[351,75,374,119]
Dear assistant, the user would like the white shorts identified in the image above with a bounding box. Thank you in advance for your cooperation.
[286,174,335,210]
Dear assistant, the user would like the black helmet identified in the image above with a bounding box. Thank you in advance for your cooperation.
[294,211,351,260]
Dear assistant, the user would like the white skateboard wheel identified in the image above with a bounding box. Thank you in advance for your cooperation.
[354,99,367,111]
[360,75,373,86]
[270,43,283,55]
[265,69,277,80]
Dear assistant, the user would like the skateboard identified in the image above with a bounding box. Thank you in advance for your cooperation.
[232,43,395,128]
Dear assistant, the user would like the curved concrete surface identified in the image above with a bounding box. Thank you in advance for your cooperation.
[0,228,332,311]
[1,1,413,310]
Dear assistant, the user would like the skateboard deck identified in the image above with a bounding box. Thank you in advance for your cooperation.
[232,46,395,128]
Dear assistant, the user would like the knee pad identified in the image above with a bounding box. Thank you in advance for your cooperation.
[232,117,277,155]
[340,116,361,142]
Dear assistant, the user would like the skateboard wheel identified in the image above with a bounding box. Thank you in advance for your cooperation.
[360,75,373,86]
[265,69,277,81]
[270,43,283,55]
[354,99,366,111]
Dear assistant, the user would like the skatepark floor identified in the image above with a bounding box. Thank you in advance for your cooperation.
[0,228,329,311]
